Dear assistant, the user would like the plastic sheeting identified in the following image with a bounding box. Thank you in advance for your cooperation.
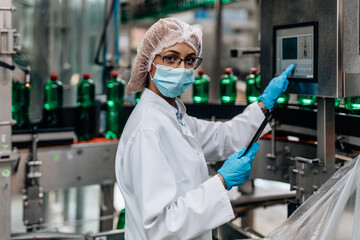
[264,155,360,240]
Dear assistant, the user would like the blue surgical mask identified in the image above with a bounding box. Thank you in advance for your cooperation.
[150,64,195,98]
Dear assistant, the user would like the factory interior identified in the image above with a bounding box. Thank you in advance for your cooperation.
[1,0,360,239]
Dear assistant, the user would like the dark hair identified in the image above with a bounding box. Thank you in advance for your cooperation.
[145,72,150,88]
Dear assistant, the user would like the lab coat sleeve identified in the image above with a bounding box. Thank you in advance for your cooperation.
[128,129,235,239]
[185,102,271,162]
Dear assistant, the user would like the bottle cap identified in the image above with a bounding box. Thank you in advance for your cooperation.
[83,73,91,79]
[250,68,258,74]
[198,69,204,74]
[225,68,232,74]
[111,72,118,78]
[50,74,58,80]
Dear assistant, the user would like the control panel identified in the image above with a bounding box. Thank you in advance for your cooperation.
[274,23,317,82]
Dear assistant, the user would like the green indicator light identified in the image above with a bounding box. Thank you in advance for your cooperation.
[221,96,231,102]
[350,104,360,110]
[193,96,202,103]
[1,169,11,178]
[247,96,259,104]
[1,145,9,151]
[53,154,61,161]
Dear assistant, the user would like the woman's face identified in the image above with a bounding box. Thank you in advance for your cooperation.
[149,43,196,79]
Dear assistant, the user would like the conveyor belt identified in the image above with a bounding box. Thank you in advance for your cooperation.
[12,103,360,144]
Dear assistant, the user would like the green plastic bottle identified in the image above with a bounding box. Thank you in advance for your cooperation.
[220,68,237,104]
[193,69,210,104]
[105,72,125,139]
[12,81,31,128]
[335,98,341,108]
[135,92,141,103]
[277,93,290,106]
[344,97,360,110]
[116,209,125,230]
[245,68,261,104]
[297,95,316,106]
[43,74,63,127]
[76,73,96,141]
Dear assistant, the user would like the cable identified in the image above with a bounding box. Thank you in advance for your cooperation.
[94,0,116,65]
[114,0,120,65]
[0,60,16,70]
[100,0,121,82]
[100,12,114,83]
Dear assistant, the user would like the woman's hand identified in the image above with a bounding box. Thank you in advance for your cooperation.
[217,143,260,190]
[259,64,294,110]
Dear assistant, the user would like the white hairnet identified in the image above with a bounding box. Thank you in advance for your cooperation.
[127,18,203,93]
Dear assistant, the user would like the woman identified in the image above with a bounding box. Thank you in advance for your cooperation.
[115,18,294,240]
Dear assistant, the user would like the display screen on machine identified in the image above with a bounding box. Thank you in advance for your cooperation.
[274,23,316,82]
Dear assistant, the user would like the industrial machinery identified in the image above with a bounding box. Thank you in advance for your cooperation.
[0,1,21,239]
[260,0,360,206]
[0,1,120,239]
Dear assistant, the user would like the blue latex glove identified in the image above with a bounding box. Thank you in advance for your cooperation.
[217,143,260,190]
[259,64,295,110]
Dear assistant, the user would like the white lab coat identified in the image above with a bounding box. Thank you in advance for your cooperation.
[115,88,271,240]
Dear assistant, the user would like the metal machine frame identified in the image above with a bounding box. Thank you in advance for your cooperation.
[260,0,360,205]
[0,1,118,236]
[0,1,20,239]
[261,0,360,98]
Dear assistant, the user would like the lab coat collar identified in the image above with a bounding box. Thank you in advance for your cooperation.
[175,97,186,120]
[142,88,187,122]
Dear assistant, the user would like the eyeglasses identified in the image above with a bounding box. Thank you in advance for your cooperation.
[155,54,202,69]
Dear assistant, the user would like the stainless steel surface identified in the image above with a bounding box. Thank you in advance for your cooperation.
[259,0,357,206]
[0,162,13,240]
[11,0,106,121]
[288,98,337,203]
[231,192,296,210]
[276,124,317,137]
[76,188,85,233]
[260,0,360,97]
[11,141,118,194]
[335,153,353,162]
[210,0,222,102]
[0,0,17,239]
[343,73,360,97]
[11,232,86,239]
[100,184,115,232]
[215,222,261,240]
[290,161,337,203]
[89,230,124,240]
[342,0,360,75]
[338,135,360,148]
[231,47,261,57]
[267,118,276,159]
[23,132,43,231]
[317,97,336,169]
[12,131,75,143]
[0,120,16,126]
[23,186,43,230]
[105,0,116,67]
[250,138,316,183]
[293,156,320,164]
[0,0,14,150]
[237,180,255,231]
